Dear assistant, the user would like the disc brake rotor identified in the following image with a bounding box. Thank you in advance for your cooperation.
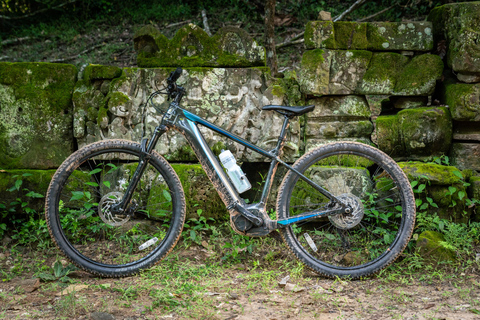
[98,192,130,226]
[328,194,364,230]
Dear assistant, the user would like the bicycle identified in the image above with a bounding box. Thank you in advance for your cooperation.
[45,68,415,279]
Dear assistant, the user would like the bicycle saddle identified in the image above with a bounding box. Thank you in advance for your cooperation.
[262,104,315,117]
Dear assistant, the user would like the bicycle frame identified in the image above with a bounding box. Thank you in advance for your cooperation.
[115,99,348,237]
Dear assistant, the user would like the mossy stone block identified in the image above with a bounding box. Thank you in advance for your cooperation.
[416,230,456,263]
[171,164,227,220]
[357,52,409,95]
[450,142,480,171]
[134,24,266,67]
[469,176,480,200]
[367,22,433,51]
[397,107,452,158]
[394,54,443,96]
[334,22,368,49]
[306,120,373,139]
[83,64,122,82]
[375,115,402,157]
[299,49,332,96]
[428,2,480,74]
[443,81,480,121]
[0,62,76,169]
[307,95,371,119]
[329,50,372,95]
[398,161,462,185]
[304,21,336,49]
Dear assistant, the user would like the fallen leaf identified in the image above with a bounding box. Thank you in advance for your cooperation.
[56,284,89,296]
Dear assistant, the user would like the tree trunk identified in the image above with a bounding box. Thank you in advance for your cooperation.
[265,0,277,76]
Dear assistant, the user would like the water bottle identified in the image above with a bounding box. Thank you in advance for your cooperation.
[218,150,251,194]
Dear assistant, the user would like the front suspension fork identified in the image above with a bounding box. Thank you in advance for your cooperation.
[110,125,168,215]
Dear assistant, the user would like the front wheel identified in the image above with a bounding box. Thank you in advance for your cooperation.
[45,139,186,277]
[276,142,415,279]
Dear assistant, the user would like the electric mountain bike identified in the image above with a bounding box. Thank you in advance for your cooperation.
[45,68,415,279]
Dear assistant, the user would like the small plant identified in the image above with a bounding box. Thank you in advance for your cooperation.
[36,261,77,283]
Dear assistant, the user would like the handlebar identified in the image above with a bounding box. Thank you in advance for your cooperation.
[167,67,182,85]
[166,67,184,103]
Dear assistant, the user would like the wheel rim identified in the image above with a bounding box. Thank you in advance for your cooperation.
[53,148,177,268]
[282,149,409,271]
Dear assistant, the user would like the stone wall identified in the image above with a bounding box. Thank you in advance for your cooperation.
[1,3,480,222]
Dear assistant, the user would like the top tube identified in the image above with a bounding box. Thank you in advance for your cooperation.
[181,109,274,159]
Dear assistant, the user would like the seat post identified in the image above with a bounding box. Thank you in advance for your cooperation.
[275,115,291,154]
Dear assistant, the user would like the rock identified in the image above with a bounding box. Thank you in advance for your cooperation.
[365,95,391,118]
[318,11,332,21]
[367,22,433,51]
[376,107,452,160]
[457,73,480,84]
[416,230,456,263]
[428,2,480,74]
[443,81,480,121]
[83,64,122,82]
[357,52,409,95]
[334,22,368,50]
[452,121,480,142]
[75,67,300,163]
[284,283,305,293]
[329,50,371,94]
[278,275,290,287]
[18,278,40,293]
[0,62,76,169]
[450,143,480,171]
[304,21,335,49]
[307,96,371,119]
[392,96,427,109]
[394,54,443,96]
[228,292,239,300]
[341,251,366,266]
[134,24,265,68]
[398,162,462,185]
[399,162,470,222]
[90,312,116,320]
[299,49,332,95]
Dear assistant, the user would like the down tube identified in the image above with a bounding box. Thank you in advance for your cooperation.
[175,118,243,208]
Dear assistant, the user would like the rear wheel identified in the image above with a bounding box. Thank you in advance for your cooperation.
[276,142,415,279]
[45,139,186,277]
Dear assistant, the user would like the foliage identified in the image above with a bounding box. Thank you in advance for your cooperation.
[407,156,480,261]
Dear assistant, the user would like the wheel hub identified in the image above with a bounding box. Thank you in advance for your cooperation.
[98,192,130,226]
[328,194,364,230]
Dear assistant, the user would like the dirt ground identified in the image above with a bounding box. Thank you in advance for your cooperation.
[1,243,480,320]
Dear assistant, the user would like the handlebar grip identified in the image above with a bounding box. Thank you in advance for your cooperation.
[168,67,182,84]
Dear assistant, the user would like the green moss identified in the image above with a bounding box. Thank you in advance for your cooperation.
[417,230,456,263]
[394,55,443,95]
[357,52,409,95]
[170,164,227,220]
[398,161,463,185]
[136,24,266,67]
[107,92,130,111]
[442,80,480,121]
[375,115,402,156]
[0,62,76,169]
[334,22,368,49]
[97,107,109,127]
[83,64,122,82]
[301,49,325,67]
[304,21,335,49]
